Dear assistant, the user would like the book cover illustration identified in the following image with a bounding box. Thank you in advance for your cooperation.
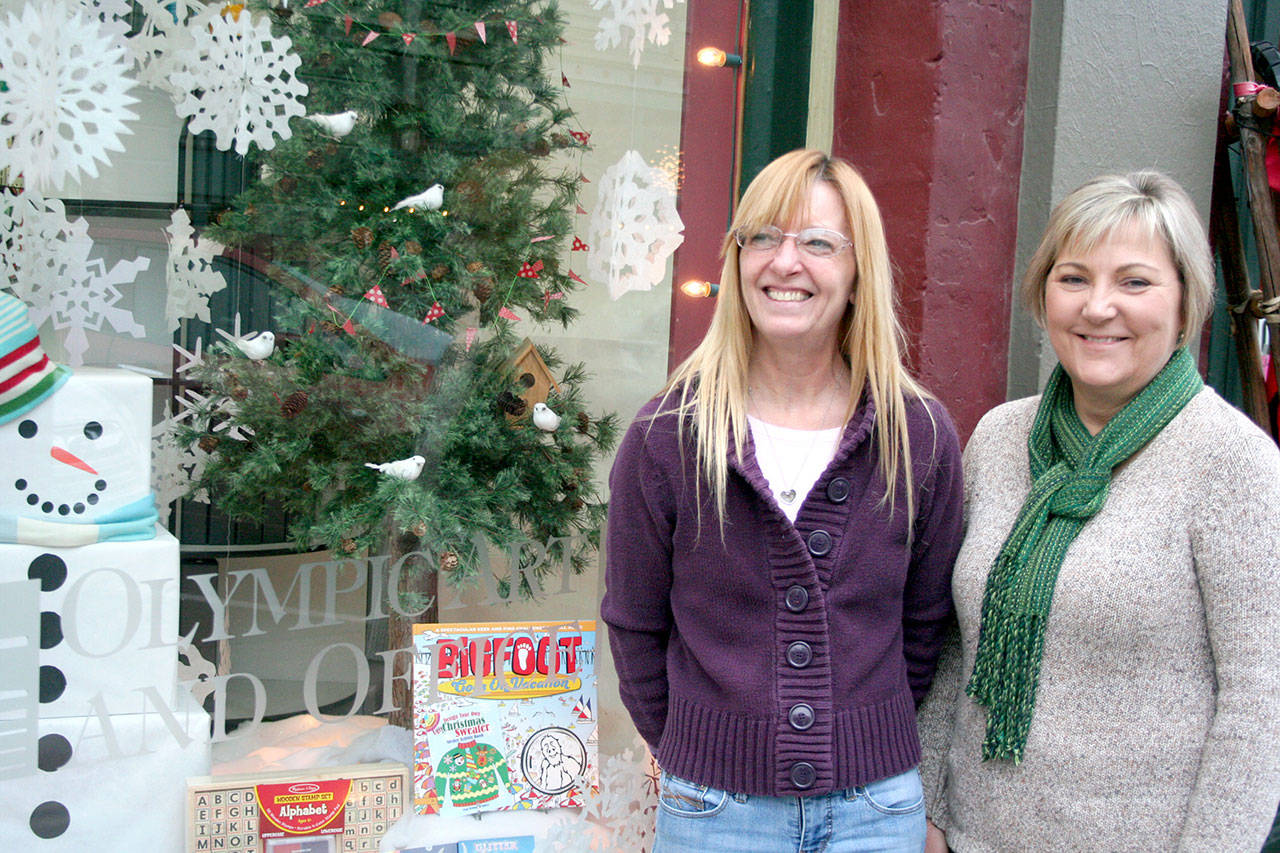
[412,620,597,816]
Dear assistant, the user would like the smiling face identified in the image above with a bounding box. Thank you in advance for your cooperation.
[1,368,152,520]
[738,181,857,355]
[1044,221,1184,432]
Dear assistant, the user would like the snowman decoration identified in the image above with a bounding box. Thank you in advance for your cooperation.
[1,291,157,545]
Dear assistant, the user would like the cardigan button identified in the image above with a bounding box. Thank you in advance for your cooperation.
[806,529,832,557]
[788,703,815,730]
[785,641,813,668]
[826,477,850,503]
[790,761,817,789]
[784,585,809,612]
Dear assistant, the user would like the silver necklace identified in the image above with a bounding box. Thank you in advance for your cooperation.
[749,388,838,505]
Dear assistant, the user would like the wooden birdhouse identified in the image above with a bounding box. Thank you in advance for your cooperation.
[507,337,560,414]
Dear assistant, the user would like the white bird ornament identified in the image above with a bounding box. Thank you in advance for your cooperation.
[532,402,561,432]
[306,110,358,138]
[236,330,275,360]
[365,455,426,480]
[393,183,444,211]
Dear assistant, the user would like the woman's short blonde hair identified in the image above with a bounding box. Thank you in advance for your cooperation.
[1022,170,1214,335]
[662,149,930,527]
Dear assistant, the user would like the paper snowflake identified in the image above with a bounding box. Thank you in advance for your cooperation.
[169,9,308,155]
[127,0,210,96]
[0,0,139,192]
[588,150,685,300]
[164,208,227,332]
[152,402,210,525]
[175,387,254,441]
[73,0,133,49]
[542,737,657,852]
[0,190,148,365]
[589,0,685,68]
[0,191,89,295]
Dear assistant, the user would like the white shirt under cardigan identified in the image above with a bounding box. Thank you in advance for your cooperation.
[915,387,1280,852]
[747,416,842,523]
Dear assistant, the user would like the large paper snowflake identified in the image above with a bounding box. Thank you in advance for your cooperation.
[0,0,139,192]
[590,0,685,68]
[0,191,89,295]
[0,190,148,366]
[152,401,210,525]
[128,0,210,97]
[164,207,227,332]
[588,150,685,300]
[169,9,308,155]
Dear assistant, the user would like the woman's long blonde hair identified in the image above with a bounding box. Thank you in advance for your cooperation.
[659,149,930,528]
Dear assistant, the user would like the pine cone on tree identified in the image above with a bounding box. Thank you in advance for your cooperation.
[198,435,220,453]
[404,240,422,255]
[439,551,460,572]
[282,390,308,418]
[430,263,449,280]
[473,278,493,305]
[577,411,591,434]
[377,242,395,271]
[496,390,527,417]
[351,226,374,249]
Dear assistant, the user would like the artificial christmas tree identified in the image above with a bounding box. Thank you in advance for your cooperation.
[173,0,617,727]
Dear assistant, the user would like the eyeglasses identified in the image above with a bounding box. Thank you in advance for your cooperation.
[735,225,853,258]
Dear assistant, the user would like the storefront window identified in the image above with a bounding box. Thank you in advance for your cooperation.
[0,0,729,848]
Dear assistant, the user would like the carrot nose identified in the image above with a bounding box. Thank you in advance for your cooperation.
[50,446,98,475]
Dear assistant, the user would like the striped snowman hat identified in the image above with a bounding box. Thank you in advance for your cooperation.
[0,291,70,425]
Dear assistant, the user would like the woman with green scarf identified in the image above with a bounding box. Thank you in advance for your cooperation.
[917,171,1280,852]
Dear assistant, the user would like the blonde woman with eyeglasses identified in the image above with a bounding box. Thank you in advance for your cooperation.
[602,149,965,851]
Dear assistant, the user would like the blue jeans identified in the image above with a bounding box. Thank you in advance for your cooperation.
[654,767,926,852]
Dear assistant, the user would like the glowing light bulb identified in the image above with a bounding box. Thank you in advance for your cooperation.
[697,47,741,68]
[680,279,719,298]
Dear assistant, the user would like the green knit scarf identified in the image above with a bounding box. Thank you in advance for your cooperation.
[966,347,1202,763]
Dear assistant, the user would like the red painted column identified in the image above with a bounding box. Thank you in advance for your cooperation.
[667,1,745,372]
[832,0,1031,441]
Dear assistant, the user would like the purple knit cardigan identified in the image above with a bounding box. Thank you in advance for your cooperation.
[601,392,963,796]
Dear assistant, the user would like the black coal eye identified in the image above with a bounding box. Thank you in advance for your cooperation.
[83,421,102,440]
[18,419,37,438]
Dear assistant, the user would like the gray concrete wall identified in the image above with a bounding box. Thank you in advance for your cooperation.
[1008,0,1229,397]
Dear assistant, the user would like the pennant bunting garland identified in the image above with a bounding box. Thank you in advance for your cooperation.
[517,260,544,278]
[364,284,389,307]
[570,130,590,144]
[326,303,356,334]
[543,290,563,309]
[571,237,588,251]
[475,22,486,42]
[344,13,352,34]
[506,21,518,42]
[304,0,328,6]
[422,301,445,323]
[402,271,427,286]
[402,33,416,46]
[576,203,587,215]
[567,269,587,285]
[561,72,571,87]
[530,235,554,243]
[362,31,379,46]
[446,32,457,54]
[498,306,521,322]
[465,327,478,351]
[579,174,590,183]
[390,246,400,260]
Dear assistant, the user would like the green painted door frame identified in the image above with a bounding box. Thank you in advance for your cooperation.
[738,0,814,194]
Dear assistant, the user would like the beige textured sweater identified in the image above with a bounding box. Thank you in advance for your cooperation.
[917,387,1280,852]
